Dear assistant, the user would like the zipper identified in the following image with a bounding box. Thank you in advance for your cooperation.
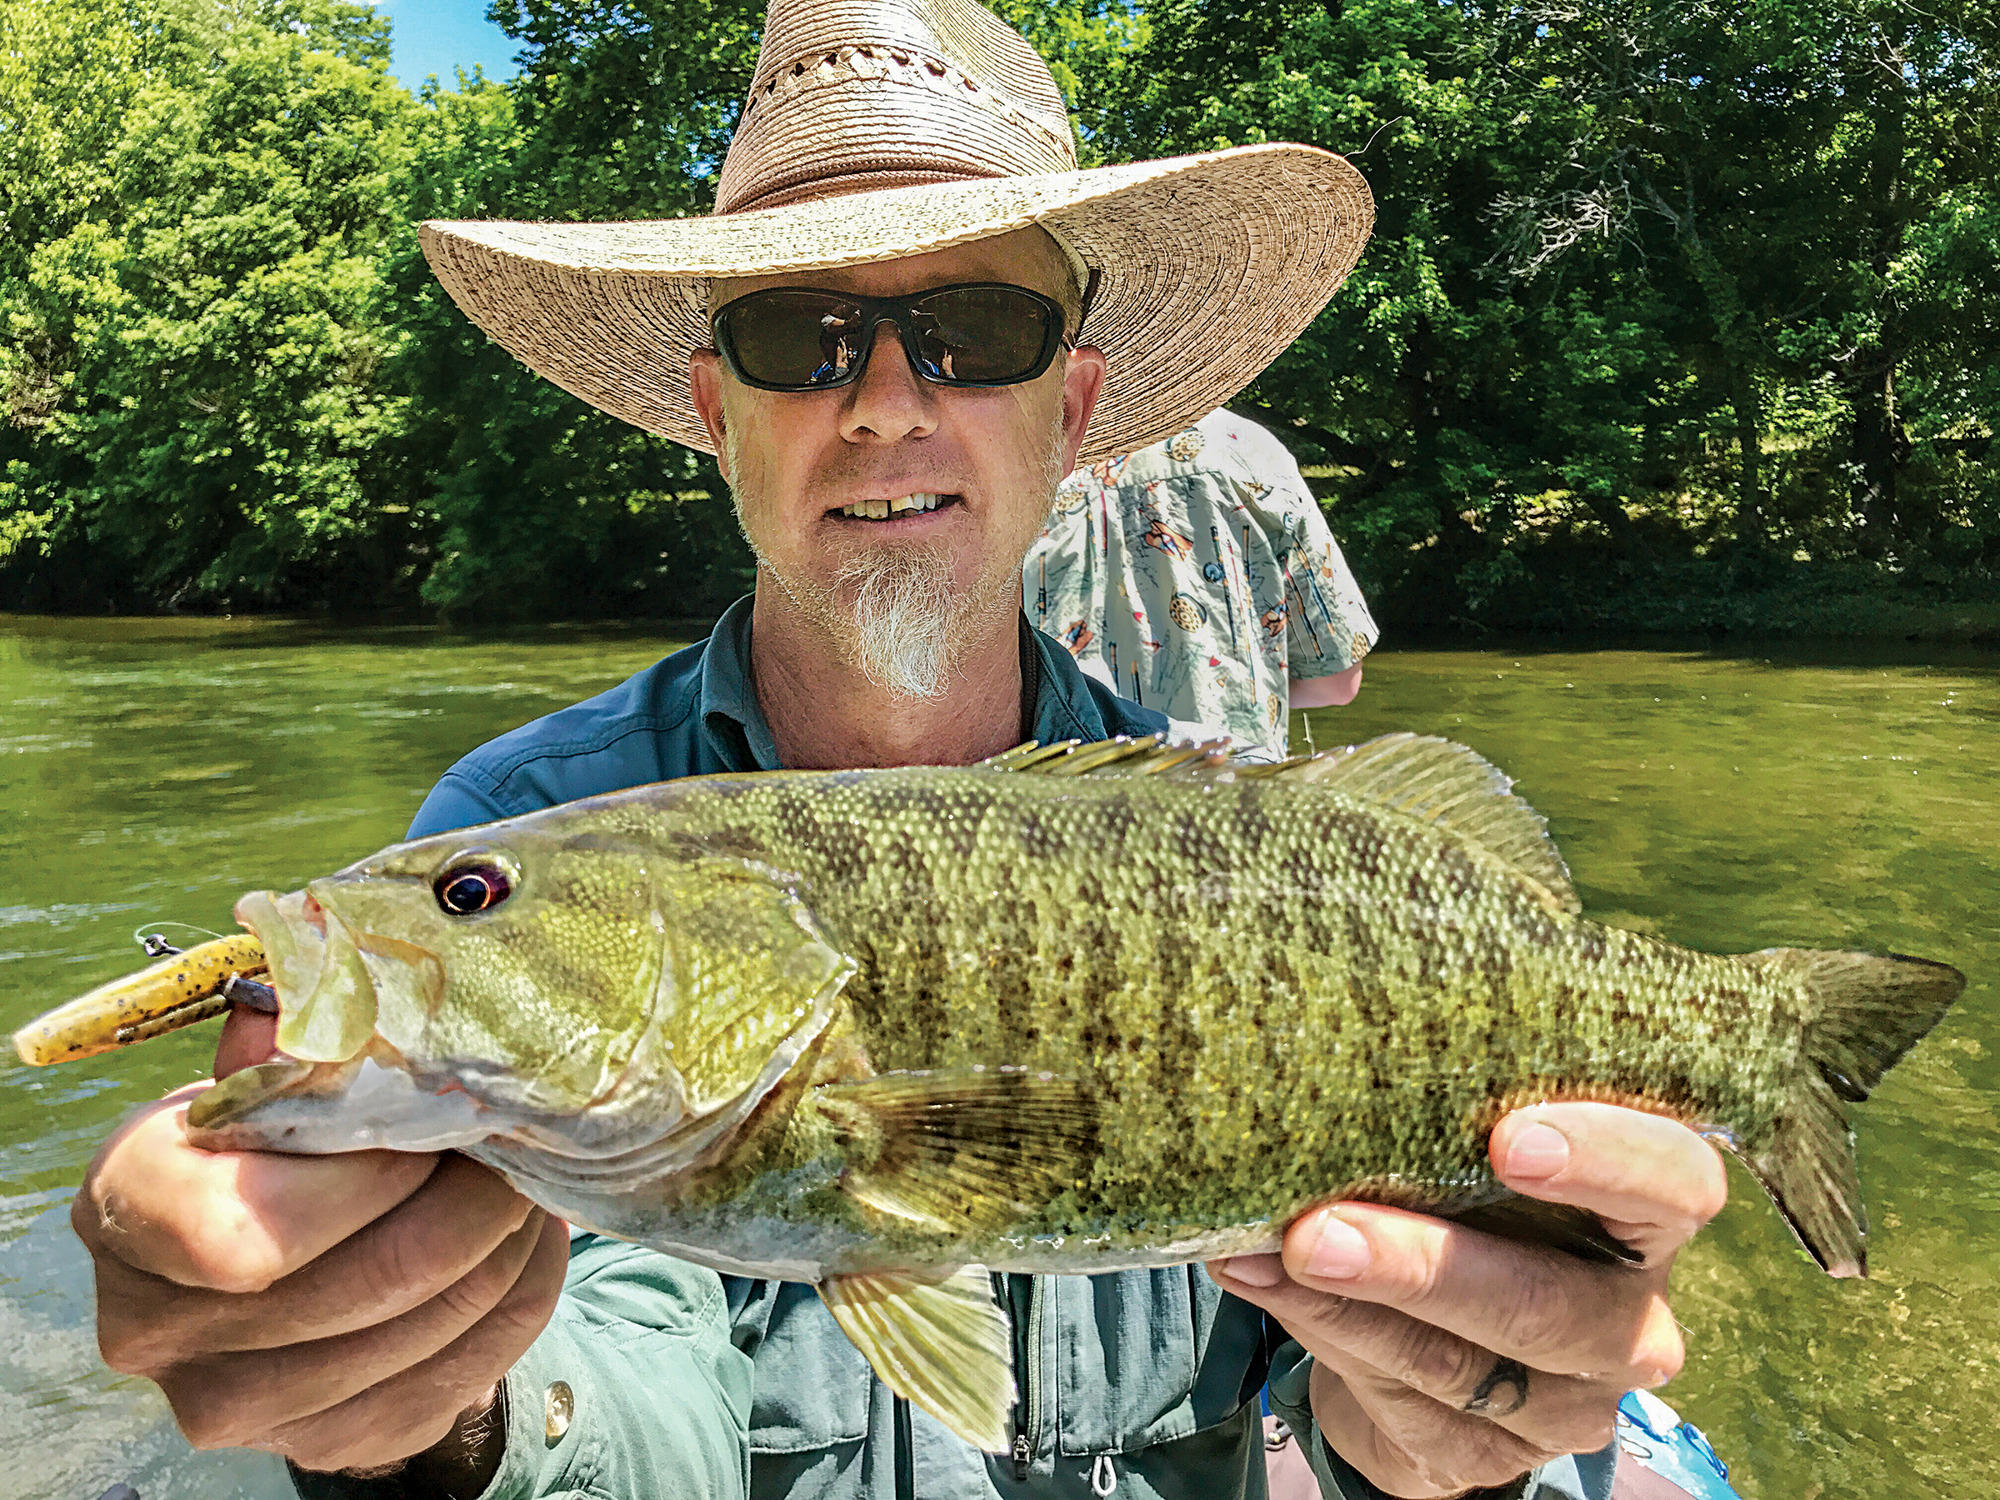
[1023,1276,1046,1479]
[1009,1274,1046,1481]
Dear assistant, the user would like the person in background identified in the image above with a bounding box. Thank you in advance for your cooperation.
[1026,408,1375,754]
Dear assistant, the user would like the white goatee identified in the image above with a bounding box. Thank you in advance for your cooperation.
[837,543,957,700]
[730,411,1071,702]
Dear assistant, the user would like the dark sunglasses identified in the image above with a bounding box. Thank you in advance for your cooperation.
[711,282,1071,393]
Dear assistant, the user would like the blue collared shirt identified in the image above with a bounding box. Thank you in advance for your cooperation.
[409,595,1169,837]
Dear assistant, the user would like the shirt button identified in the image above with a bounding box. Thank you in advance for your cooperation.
[545,1380,575,1446]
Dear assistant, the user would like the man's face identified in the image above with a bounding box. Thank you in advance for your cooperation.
[689,228,1105,699]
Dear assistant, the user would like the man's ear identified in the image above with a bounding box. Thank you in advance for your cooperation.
[1059,345,1108,477]
[690,350,731,481]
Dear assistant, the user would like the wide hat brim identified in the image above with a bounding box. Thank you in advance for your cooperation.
[420,143,1373,465]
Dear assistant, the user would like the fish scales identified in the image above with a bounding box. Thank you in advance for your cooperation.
[609,767,1796,1255]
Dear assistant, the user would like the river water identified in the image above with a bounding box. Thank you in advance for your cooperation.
[0,615,1992,1500]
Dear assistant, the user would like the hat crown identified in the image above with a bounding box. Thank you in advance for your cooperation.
[715,0,1078,216]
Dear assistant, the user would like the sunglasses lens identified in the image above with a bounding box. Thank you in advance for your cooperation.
[907,286,1056,383]
[720,290,871,387]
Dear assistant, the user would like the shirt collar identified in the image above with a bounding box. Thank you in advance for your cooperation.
[699,592,1118,771]
[1022,611,1114,744]
[699,594,784,771]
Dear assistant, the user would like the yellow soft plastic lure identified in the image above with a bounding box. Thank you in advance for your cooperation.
[13,933,269,1065]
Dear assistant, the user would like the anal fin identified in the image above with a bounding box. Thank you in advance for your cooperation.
[1334,1179,1643,1266]
[1445,1194,1642,1266]
[818,1265,1014,1452]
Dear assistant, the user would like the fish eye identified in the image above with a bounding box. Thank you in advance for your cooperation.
[434,859,513,917]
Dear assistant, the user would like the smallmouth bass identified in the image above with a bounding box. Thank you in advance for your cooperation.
[18,733,1965,1450]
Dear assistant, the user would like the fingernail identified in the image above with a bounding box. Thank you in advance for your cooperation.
[1303,1212,1370,1281]
[1506,1121,1572,1180]
[1220,1253,1284,1287]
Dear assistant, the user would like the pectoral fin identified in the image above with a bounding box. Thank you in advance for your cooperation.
[817,1265,1014,1452]
[816,1067,1097,1234]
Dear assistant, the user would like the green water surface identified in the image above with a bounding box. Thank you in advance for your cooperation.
[0,616,1993,1499]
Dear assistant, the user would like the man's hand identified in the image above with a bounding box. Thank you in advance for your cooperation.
[1213,1103,1727,1499]
[73,1010,568,1478]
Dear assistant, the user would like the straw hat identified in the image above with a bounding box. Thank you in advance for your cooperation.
[418,0,1374,464]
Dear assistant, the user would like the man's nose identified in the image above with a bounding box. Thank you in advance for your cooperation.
[838,321,939,445]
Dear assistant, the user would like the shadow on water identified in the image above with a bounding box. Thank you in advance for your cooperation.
[1,615,1994,1498]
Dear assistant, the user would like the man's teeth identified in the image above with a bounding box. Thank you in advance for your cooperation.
[839,494,946,519]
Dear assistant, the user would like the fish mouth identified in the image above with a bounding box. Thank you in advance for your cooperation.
[189,886,449,1133]
[232,887,381,1064]
[180,887,396,1132]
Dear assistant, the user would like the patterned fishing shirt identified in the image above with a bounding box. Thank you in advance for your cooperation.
[1024,408,1379,755]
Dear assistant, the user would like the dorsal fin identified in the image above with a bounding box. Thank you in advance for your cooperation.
[978,734,1235,778]
[980,732,1580,913]
[1265,733,1580,912]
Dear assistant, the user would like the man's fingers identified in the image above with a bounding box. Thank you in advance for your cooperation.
[166,1208,548,1448]
[100,1155,537,1367]
[261,1214,569,1473]
[77,1091,439,1292]
[1264,1203,1685,1384]
[1490,1104,1728,1261]
[1206,1100,1723,1489]
[1306,1354,1554,1499]
[1211,1263,1624,1455]
[215,1008,279,1079]
[275,1157,536,1347]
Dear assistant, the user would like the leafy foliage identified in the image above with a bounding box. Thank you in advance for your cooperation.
[0,0,1993,628]
[374,0,765,621]
[1081,0,2000,627]
[1,0,414,608]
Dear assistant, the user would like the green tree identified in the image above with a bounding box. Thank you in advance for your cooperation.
[1,0,420,610]
[0,0,186,584]
[1083,0,1682,615]
[1075,0,2000,625]
[1478,0,2000,568]
[373,0,764,621]
[2,0,1992,627]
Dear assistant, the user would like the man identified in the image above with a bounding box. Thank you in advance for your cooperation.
[1028,409,1376,753]
[72,2,1726,1497]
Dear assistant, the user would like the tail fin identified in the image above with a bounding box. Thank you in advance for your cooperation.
[1740,950,1963,1278]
